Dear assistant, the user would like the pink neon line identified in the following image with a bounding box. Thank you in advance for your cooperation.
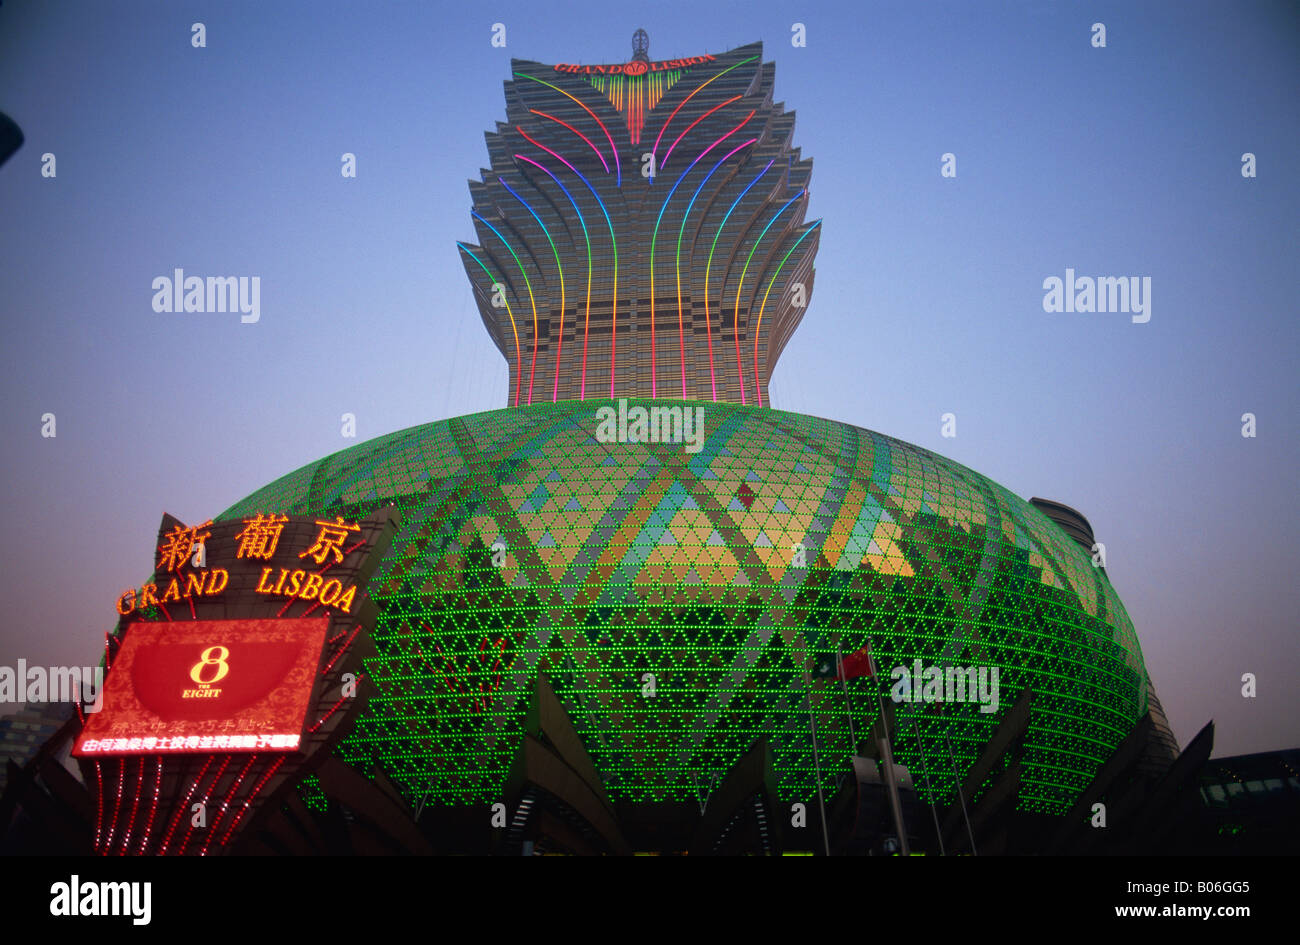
[522,79,621,185]
[679,135,757,398]
[530,109,609,172]
[517,127,599,400]
[517,154,574,403]
[652,111,753,400]
[662,95,742,170]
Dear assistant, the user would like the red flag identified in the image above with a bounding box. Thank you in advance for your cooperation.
[838,643,875,680]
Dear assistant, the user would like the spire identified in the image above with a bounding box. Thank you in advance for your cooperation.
[631,28,649,63]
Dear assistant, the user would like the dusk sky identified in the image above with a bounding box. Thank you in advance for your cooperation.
[1,0,1296,759]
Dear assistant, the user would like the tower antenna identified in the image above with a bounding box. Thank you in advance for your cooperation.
[631,28,649,62]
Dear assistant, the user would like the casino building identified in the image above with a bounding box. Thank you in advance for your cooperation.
[4,33,1238,856]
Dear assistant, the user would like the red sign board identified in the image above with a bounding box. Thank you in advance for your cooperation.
[74,618,329,756]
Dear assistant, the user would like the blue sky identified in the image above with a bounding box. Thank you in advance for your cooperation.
[1,0,1297,757]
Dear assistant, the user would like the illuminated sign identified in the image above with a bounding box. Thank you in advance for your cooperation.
[552,55,715,76]
[114,514,365,616]
[253,567,358,611]
[73,617,329,756]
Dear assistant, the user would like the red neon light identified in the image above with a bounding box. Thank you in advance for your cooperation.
[319,624,361,677]
[529,109,608,173]
[177,754,230,855]
[662,95,742,169]
[158,756,213,855]
[103,760,124,854]
[516,74,621,186]
[92,760,104,853]
[118,756,144,855]
[137,758,162,855]
[218,755,286,847]
[202,754,257,855]
[308,673,364,733]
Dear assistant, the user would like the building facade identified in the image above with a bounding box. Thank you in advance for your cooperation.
[2,34,1222,856]
[458,38,818,407]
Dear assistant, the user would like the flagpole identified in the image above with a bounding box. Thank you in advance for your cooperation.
[869,637,910,856]
[876,636,942,854]
[906,707,946,855]
[805,686,831,857]
[836,641,857,753]
[941,704,978,855]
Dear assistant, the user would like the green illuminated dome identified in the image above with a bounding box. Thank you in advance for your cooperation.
[220,400,1150,815]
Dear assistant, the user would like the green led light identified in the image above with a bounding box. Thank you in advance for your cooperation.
[220,401,1149,814]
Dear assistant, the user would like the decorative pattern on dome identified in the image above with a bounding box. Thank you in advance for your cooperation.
[222,401,1149,815]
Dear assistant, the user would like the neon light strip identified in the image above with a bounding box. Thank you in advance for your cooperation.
[705,160,772,400]
[500,177,565,404]
[458,243,523,407]
[528,109,609,173]
[734,191,805,405]
[103,759,124,854]
[202,754,257,855]
[117,756,144,855]
[177,754,230,855]
[472,211,541,405]
[676,137,758,397]
[218,755,286,848]
[753,220,820,406]
[319,624,362,677]
[92,760,104,852]
[158,756,214,855]
[652,55,759,165]
[514,73,621,187]
[650,112,755,397]
[516,127,617,399]
[662,94,742,170]
[309,675,365,733]
[137,757,163,855]
[516,154,591,402]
